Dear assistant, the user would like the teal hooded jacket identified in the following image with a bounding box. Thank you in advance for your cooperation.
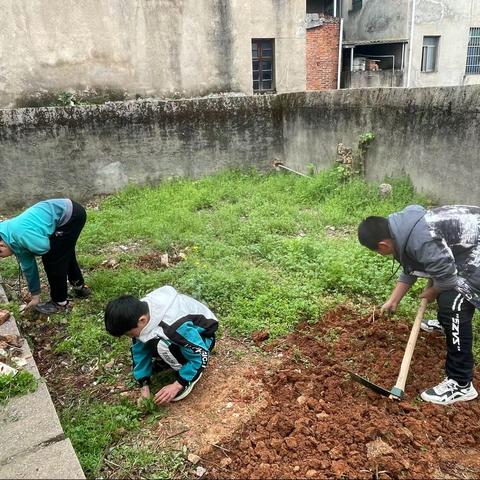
[0,199,72,294]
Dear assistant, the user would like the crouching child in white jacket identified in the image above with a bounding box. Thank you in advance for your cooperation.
[105,286,218,405]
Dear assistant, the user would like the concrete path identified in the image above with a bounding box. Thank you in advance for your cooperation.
[0,282,85,479]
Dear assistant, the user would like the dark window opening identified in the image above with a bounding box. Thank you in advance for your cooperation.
[252,39,275,92]
[306,0,335,16]
[421,36,439,72]
[350,0,362,12]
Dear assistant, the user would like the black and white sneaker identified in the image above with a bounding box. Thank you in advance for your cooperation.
[172,373,203,402]
[420,319,445,334]
[421,378,478,405]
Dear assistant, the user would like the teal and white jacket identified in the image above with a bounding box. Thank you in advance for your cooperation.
[0,199,73,294]
[131,286,218,387]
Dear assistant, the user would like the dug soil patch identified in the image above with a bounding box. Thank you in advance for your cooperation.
[203,306,480,479]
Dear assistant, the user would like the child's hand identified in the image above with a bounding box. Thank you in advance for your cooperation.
[380,299,398,314]
[154,381,183,405]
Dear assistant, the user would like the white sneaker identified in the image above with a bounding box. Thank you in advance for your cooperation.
[421,378,478,405]
[172,372,203,402]
[421,319,444,334]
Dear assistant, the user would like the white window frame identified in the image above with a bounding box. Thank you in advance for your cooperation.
[421,36,439,73]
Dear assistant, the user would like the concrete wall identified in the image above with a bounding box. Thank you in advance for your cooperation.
[283,86,480,205]
[344,70,404,88]
[0,0,306,108]
[341,0,409,42]
[1,86,479,210]
[0,95,285,210]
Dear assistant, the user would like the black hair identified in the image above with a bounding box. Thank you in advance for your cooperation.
[357,216,392,251]
[104,295,149,337]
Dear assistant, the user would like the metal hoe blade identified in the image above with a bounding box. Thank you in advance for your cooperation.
[349,371,402,399]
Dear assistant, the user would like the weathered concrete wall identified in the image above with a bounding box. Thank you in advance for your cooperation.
[283,86,480,205]
[341,0,409,42]
[0,0,306,108]
[1,86,479,210]
[344,70,404,88]
[0,95,285,210]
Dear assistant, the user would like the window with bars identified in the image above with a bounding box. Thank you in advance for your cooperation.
[421,36,439,72]
[466,27,480,75]
[252,39,275,92]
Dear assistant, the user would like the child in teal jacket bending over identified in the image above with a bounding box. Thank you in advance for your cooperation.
[0,199,90,315]
[105,286,218,405]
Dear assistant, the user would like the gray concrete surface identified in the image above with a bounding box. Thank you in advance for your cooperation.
[1,85,479,209]
[0,0,306,108]
[0,439,83,480]
[0,282,85,479]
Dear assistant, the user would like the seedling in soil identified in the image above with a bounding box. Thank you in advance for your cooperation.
[323,327,341,344]
[291,346,310,368]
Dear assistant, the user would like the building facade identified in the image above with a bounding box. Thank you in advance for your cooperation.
[340,0,480,88]
[0,0,310,108]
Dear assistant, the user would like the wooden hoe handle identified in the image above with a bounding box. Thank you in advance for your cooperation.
[391,298,429,398]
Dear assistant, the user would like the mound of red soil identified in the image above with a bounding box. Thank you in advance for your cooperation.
[206,306,480,479]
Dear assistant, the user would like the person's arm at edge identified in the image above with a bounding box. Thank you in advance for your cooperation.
[381,281,412,313]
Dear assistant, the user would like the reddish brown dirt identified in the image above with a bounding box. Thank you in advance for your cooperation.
[205,306,480,480]
[135,248,186,270]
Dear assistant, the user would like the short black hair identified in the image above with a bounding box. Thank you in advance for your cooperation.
[357,216,392,251]
[104,295,149,337]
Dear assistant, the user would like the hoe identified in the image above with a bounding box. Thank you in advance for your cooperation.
[350,298,428,400]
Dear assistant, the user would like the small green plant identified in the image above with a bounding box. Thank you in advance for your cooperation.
[291,345,310,368]
[323,327,340,344]
[355,131,376,176]
[57,91,78,106]
[0,370,38,404]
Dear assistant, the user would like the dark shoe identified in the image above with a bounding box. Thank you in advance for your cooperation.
[35,301,71,315]
[421,319,445,334]
[420,378,478,405]
[71,285,91,298]
[172,372,203,402]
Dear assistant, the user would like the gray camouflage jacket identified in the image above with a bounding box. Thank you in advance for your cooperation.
[388,205,480,308]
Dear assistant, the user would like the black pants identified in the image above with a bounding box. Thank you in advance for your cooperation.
[437,290,476,384]
[41,201,86,302]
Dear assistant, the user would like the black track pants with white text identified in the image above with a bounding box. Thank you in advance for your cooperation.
[437,290,475,385]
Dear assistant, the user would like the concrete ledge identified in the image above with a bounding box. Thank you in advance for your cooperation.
[0,282,85,479]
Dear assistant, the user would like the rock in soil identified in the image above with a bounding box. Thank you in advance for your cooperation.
[0,310,10,325]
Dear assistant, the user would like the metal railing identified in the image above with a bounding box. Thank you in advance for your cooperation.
[466,27,480,75]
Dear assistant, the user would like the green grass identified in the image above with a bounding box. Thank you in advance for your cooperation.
[0,168,448,477]
[61,399,168,477]
[106,444,186,479]
[0,370,37,404]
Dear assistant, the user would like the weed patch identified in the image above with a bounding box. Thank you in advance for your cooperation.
[0,370,37,404]
[61,399,161,477]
